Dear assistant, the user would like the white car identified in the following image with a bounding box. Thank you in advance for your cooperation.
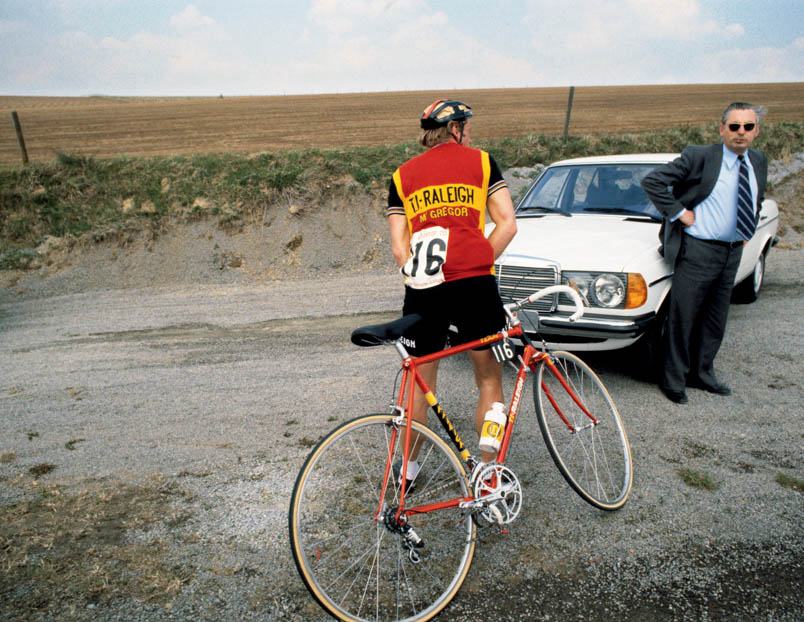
[493,154,779,357]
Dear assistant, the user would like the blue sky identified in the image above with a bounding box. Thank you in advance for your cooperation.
[1,0,802,96]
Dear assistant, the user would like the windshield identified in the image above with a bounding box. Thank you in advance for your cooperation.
[516,164,663,220]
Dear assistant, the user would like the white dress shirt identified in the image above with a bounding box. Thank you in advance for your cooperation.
[685,144,759,243]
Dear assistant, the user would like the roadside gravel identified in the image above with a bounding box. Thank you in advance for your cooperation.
[1,160,803,621]
[1,245,802,621]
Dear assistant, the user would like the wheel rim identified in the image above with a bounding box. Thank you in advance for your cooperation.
[289,415,475,622]
[752,255,765,295]
[535,352,632,510]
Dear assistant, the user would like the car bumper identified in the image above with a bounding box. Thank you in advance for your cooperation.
[517,309,657,350]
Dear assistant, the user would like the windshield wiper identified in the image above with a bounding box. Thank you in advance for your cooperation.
[517,206,572,217]
[582,207,661,221]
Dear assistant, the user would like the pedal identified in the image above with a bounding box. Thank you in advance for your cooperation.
[470,463,523,525]
[487,503,504,525]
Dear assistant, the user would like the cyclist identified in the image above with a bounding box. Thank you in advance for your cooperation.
[386,99,518,481]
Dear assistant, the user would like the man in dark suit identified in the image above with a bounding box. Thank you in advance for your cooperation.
[641,102,767,404]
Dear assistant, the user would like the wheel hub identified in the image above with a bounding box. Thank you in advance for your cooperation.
[382,506,424,561]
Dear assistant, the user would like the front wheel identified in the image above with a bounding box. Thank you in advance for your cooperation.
[731,250,765,303]
[288,414,475,622]
[534,351,633,511]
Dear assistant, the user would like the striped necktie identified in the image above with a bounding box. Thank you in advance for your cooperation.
[736,154,756,240]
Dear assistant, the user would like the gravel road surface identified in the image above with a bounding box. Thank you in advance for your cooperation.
[1,248,802,621]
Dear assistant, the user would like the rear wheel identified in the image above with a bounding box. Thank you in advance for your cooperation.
[534,351,633,510]
[732,250,766,303]
[289,414,475,622]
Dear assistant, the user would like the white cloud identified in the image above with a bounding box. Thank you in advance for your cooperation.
[696,42,804,83]
[621,0,722,39]
[1,1,800,96]
[293,0,540,93]
[0,4,224,94]
[0,18,24,36]
[524,0,738,53]
[725,23,745,37]
[169,5,215,33]
[518,0,778,86]
[307,0,418,36]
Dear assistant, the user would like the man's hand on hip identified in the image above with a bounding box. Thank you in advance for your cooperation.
[679,209,695,227]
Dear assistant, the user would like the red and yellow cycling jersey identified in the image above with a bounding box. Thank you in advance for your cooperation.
[388,142,505,287]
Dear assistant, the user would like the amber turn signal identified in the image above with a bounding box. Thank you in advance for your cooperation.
[625,273,648,309]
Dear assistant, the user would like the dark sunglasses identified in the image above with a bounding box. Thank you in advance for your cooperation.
[727,122,756,132]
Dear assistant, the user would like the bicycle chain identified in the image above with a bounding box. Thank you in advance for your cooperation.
[397,474,470,503]
[393,514,509,565]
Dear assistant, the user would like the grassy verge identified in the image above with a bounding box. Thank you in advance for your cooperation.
[0,480,194,617]
[775,472,804,493]
[1,122,802,266]
[679,468,720,491]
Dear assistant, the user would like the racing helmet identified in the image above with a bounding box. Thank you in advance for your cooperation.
[420,99,473,129]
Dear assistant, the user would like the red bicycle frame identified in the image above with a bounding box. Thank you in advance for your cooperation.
[374,317,600,522]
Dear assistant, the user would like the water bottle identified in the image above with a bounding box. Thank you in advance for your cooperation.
[478,402,506,454]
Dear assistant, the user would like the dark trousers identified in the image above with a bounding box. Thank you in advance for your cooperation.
[662,234,742,392]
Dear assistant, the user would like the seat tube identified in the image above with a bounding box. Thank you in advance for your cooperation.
[398,363,419,484]
[397,365,411,414]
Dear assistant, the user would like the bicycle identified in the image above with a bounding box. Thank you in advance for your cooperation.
[289,284,633,621]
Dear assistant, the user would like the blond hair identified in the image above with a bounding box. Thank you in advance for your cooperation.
[419,120,464,148]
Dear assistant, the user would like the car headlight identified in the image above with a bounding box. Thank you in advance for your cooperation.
[563,272,647,309]
[591,274,625,307]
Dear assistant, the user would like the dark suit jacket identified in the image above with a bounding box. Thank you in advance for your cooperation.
[641,144,768,265]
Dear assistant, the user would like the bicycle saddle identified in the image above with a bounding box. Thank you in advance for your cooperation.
[350,314,423,347]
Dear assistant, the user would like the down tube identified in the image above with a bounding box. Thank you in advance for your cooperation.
[411,366,472,463]
[496,363,529,463]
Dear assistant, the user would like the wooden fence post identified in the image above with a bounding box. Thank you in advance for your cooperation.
[11,111,29,165]
[562,86,575,140]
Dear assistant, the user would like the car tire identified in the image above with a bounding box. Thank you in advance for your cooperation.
[632,302,668,381]
[731,250,766,304]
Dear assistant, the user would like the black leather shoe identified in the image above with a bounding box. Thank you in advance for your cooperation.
[689,379,732,396]
[661,387,688,404]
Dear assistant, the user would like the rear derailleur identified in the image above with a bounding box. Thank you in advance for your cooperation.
[382,506,424,563]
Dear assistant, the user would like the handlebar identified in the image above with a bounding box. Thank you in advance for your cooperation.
[503,284,586,324]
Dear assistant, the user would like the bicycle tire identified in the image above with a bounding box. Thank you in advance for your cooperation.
[533,351,633,510]
[289,413,476,622]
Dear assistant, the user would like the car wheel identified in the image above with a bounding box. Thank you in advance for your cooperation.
[732,250,766,304]
[632,302,668,381]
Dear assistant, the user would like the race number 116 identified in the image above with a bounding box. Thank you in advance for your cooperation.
[491,339,515,363]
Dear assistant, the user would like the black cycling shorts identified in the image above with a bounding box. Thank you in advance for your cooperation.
[401,274,506,357]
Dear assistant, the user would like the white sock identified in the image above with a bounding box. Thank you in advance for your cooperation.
[404,460,420,479]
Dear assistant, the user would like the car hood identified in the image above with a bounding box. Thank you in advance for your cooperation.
[497,214,661,272]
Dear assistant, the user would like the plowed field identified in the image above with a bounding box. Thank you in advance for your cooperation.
[1,83,803,165]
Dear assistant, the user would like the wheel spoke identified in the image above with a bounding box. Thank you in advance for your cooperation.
[289,414,476,621]
[535,352,633,510]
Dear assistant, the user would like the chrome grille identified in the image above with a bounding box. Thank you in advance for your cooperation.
[494,264,560,312]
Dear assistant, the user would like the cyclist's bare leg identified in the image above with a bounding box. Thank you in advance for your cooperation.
[407,359,439,462]
[469,348,504,463]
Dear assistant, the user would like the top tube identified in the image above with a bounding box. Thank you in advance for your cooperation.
[403,284,585,365]
[349,284,585,359]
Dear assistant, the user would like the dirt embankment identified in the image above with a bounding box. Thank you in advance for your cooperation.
[0,181,393,298]
[2,161,802,300]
